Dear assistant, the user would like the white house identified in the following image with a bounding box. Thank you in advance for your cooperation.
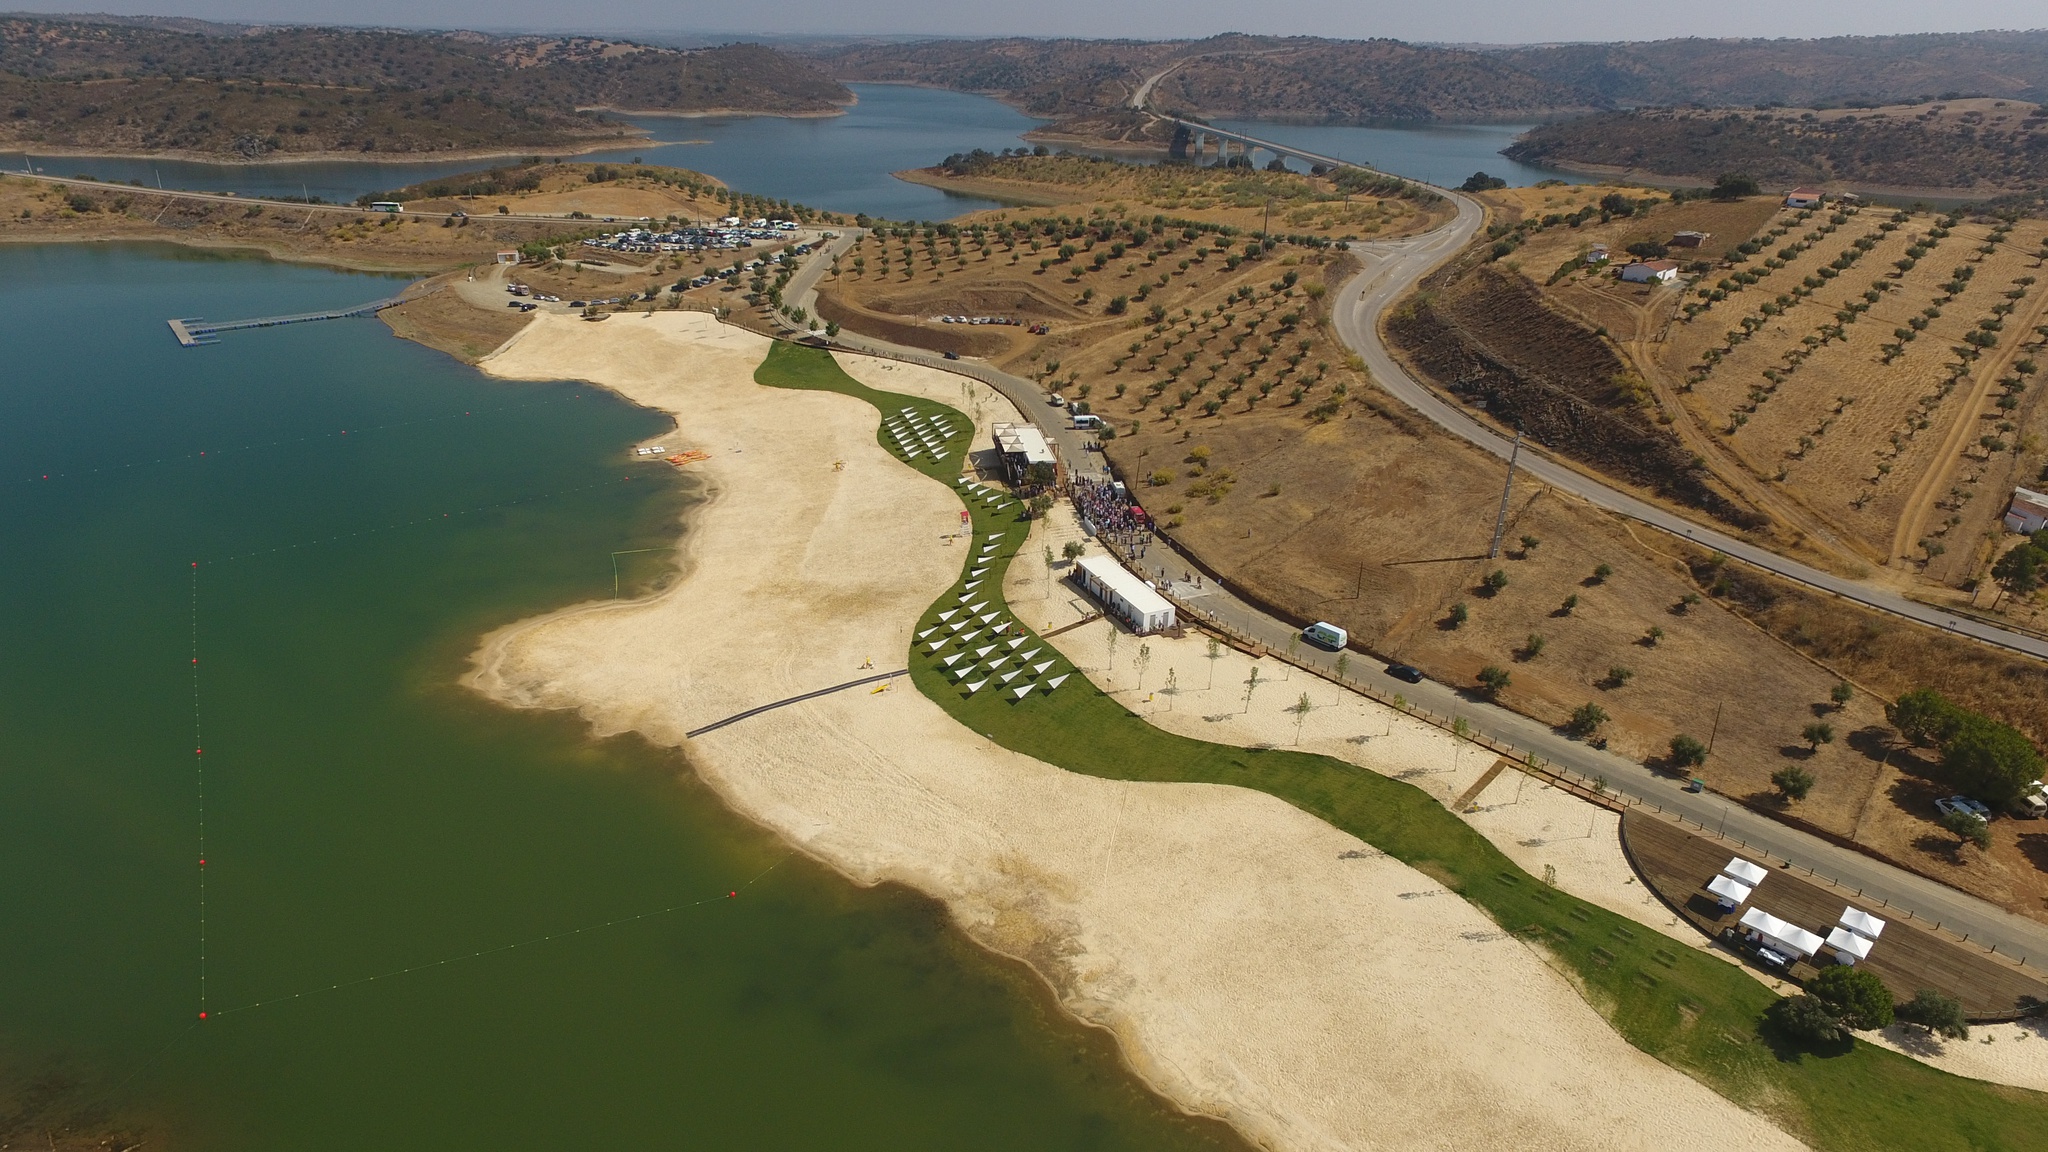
[1784,187,1825,208]
[2006,487,2048,533]
[1619,260,1679,284]
[1073,554,1176,634]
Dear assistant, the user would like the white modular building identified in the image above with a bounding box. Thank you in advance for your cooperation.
[1073,555,1176,634]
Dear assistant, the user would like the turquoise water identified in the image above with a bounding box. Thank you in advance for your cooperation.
[1207,120,1580,189]
[0,243,1242,1152]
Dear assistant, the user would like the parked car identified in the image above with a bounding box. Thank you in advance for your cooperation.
[1935,796,1993,822]
[1048,393,1067,407]
[1385,663,1424,684]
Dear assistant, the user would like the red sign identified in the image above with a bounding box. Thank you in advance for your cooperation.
[959,510,970,526]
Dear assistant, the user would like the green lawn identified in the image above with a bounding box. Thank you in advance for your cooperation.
[755,340,2048,1151]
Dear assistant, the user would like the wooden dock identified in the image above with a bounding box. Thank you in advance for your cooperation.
[1620,809,2048,1020]
[167,292,412,347]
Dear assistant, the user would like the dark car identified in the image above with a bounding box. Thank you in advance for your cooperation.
[943,350,961,360]
[1385,663,1424,684]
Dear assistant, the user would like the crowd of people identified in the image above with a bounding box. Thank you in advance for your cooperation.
[1072,478,1153,556]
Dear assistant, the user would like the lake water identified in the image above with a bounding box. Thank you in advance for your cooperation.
[1210,120,1578,190]
[6,85,1570,222]
[0,243,1242,1152]
[0,85,1565,1150]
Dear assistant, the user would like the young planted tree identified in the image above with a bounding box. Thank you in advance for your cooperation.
[1447,602,1469,629]
[1605,666,1634,689]
[1161,667,1178,709]
[1206,637,1223,688]
[1242,666,1263,715]
[1559,594,1579,615]
[1135,643,1153,690]
[1518,534,1540,555]
[1772,764,1816,802]
[1590,563,1614,584]
[1290,692,1315,744]
[1521,633,1547,660]
[1481,569,1509,596]
[1644,625,1664,646]
[1829,681,1855,710]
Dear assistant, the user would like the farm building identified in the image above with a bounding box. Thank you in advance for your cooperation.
[495,250,521,264]
[2006,487,2048,533]
[1784,187,1825,208]
[992,422,1057,485]
[1072,555,1176,634]
[1619,260,1679,283]
[1670,231,1712,248]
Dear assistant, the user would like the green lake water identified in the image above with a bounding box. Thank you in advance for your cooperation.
[0,243,1241,1152]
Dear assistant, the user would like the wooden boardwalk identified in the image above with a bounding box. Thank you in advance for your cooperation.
[1620,809,2048,1020]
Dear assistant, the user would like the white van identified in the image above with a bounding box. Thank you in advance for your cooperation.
[1072,414,1104,430]
[1303,621,1347,650]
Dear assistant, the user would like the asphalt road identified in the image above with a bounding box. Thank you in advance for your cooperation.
[785,212,2048,969]
[1330,189,2048,661]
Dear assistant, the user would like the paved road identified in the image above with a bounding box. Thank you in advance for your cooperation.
[782,210,2048,972]
[780,231,1112,483]
[1327,189,2048,661]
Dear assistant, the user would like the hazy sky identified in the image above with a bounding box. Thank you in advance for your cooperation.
[10,0,2044,44]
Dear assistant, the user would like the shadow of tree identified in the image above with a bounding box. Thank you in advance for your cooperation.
[2014,832,2048,877]
[1879,1023,1950,1058]
[1759,1016,1857,1064]
[1845,724,1896,763]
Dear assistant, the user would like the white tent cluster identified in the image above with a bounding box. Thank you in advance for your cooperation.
[917,492,1066,701]
[1824,906,1886,966]
[881,406,959,464]
[1712,854,1887,967]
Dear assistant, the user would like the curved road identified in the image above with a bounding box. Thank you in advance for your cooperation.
[778,193,2048,971]
[1330,189,2048,661]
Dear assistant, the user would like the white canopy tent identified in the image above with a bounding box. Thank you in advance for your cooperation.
[1838,907,1886,940]
[1723,858,1769,886]
[1704,874,1754,909]
[1738,908,1824,958]
[1826,927,1874,965]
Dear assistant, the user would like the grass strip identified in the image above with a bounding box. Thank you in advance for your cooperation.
[755,339,2047,1152]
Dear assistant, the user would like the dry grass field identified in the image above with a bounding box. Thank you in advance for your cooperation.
[804,162,2048,921]
[1490,186,2048,615]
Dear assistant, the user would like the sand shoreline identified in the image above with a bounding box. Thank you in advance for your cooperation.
[457,310,1814,1151]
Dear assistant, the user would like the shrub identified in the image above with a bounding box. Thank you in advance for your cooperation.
[1481,569,1509,595]
[1801,722,1835,751]
[1476,665,1512,698]
[1567,702,1608,737]
[1669,734,1707,768]
[1447,602,1468,628]
[1591,563,1613,583]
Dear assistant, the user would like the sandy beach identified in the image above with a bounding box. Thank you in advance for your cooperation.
[468,310,1808,1151]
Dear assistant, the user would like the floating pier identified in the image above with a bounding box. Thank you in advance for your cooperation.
[167,293,412,347]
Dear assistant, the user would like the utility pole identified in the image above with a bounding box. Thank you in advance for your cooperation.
[1486,430,1523,560]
